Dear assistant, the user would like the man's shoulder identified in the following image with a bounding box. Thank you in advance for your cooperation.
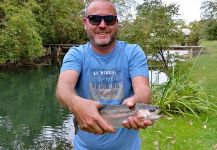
[68,42,89,52]
[117,40,141,50]
[117,40,138,47]
[117,40,142,53]
[65,43,89,58]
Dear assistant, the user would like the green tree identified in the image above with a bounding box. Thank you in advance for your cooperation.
[119,0,182,69]
[36,0,86,44]
[187,22,201,45]
[0,0,87,64]
[200,0,217,40]
[201,0,217,19]
[0,0,43,63]
[204,19,217,40]
[113,0,138,20]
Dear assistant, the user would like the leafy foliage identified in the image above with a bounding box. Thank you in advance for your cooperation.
[119,0,182,55]
[189,19,217,41]
[203,19,217,40]
[152,68,217,118]
[201,0,217,19]
[186,22,201,45]
[36,0,86,44]
[199,1,217,40]
[0,0,43,63]
[0,0,87,64]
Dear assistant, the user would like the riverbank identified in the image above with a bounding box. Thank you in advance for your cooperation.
[140,40,217,150]
[0,56,52,71]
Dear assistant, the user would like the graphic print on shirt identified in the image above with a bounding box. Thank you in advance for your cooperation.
[89,69,124,101]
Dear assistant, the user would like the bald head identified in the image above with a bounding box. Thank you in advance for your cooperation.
[85,0,117,16]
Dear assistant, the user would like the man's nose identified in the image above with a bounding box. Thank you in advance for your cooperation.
[98,19,107,28]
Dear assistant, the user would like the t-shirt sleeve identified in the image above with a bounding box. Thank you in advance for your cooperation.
[60,47,83,73]
[129,45,149,79]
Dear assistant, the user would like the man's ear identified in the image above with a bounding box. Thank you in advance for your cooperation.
[83,18,88,30]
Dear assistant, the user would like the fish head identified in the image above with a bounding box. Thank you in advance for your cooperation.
[137,104,161,121]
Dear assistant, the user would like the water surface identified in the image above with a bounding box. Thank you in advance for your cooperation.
[0,66,74,149]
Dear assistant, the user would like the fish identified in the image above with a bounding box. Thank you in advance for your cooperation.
[99,103,161,128]
[73,103,161,134]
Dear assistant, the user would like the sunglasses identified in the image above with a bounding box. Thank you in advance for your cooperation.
[87,15,117,26]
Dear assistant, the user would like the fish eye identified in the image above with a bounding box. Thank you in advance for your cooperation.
[149,108,156,112]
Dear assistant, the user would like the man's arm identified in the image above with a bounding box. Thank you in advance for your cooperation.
[122,76,153,129]
[123,76,151,106]
[56,70,114,134]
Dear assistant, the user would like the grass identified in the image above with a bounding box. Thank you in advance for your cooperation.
[189,40,217,98]
[141,40,217,150]
[141,114,217,150]
[178,40,217,99]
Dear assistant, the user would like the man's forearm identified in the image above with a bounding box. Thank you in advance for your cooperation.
[56,81,79,111]
[56,70,81,111]
[131,76,152,104]
[133,86,152,104]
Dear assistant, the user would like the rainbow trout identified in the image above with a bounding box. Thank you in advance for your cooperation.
[99,103,161,128]
[73,103,161,134]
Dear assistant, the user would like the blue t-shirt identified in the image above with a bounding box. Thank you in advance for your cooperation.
[61,40,149,150]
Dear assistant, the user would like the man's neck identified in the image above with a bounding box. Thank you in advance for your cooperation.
[91,41,116,55]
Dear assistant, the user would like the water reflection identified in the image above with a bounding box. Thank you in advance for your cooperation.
[163,50,191,65]
[0,66,73,149]
[147,50,189,84]
[31,115,74,150]
[148,50,190,62]
[149,70,168,85]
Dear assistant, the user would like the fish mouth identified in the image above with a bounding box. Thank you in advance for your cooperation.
[154,108,161,114]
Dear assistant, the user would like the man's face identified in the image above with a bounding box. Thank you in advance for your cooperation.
[83,1,118,48]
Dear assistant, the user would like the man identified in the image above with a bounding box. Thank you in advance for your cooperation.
[56,0,153,149]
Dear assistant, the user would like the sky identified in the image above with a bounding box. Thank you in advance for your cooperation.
[162,0,204,23]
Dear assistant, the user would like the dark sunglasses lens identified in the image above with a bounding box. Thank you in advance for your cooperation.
[103,16,117,25]
[88,15,102,25]
[88,15,117,25]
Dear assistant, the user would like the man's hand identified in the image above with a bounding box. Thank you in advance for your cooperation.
[122,116,153,130]
[56,70,115,134]
[122,97,153,130]
[72,99,115,134]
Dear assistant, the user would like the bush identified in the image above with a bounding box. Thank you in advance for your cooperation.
[151,69,217,118]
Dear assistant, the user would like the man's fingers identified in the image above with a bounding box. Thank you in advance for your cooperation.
[123,117,140,130]
[122,117,154,130]
[133,117,146,129]
[74,100,116,134]
[127,102,135,109]
[129,117,140,130]
[122,97,136,108]
[96,117,115,133]
[89,124,105,134]
[144,120,154,126]
[79,119,106,134]
[122,120,131,129]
